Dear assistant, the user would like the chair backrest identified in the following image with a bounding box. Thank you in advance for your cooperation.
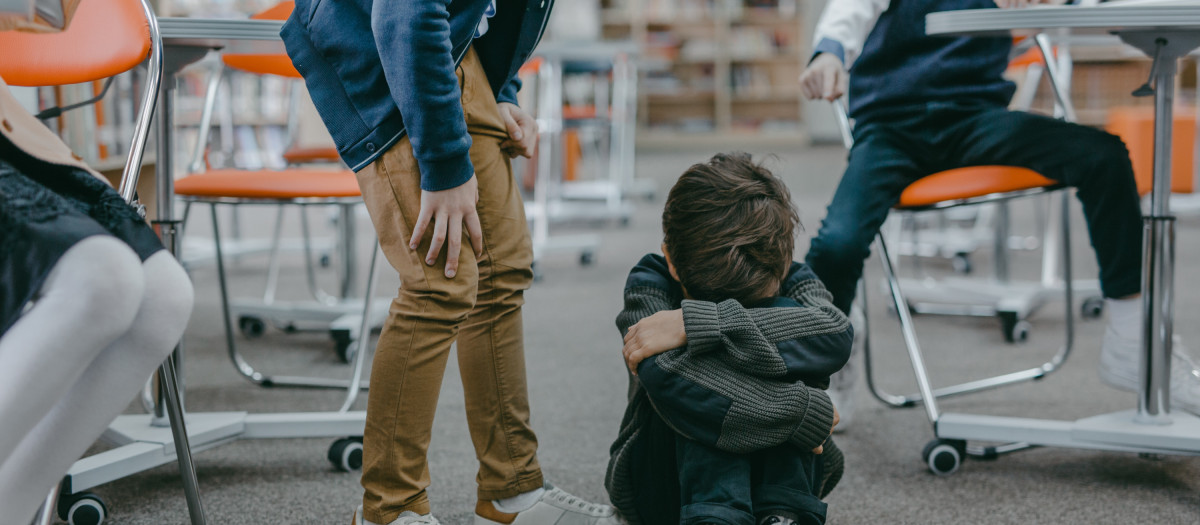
[0,0,161,205]
[221,2,300,78]
[0,0,151,86]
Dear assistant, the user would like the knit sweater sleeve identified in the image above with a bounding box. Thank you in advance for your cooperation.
[681,264,853,385]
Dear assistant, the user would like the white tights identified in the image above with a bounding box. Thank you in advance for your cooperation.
[0,237,194,523]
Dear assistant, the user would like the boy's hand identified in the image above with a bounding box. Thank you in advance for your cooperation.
[800,53,847,101]
[812,405,840,454]
[410,175,484,279]
[498,102,538,158]
[623,309,687,375]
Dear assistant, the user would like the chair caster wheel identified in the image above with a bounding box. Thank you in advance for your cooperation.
[319,253,333,268]
[331,330,355,364]
[922,439,965,476]
[951,253,972,274]
[58,492,107,525]
[580,251,595,266]
[329,437,364,472]
[238,315,266,338]
[1000,312,1030,344]
[1081,296,1105,320]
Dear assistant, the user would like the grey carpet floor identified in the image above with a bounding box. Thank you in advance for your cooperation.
[73,145,1200,524]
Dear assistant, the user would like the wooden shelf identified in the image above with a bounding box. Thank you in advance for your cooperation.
[603,0,808,140]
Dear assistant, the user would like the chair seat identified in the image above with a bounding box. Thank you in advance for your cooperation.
[897,166,1057,209]
[175,168,361,200]
[282,146,342,164]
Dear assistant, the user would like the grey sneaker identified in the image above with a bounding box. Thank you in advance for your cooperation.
[353,506,441,525]
[759,516,796,525]
[474,485,619,525]
[828,303,863,432]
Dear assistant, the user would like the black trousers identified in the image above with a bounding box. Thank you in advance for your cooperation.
[676,435,826,525]
[805,104,1144,314]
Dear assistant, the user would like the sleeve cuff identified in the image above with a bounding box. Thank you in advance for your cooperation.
[497,77,522,106]
[791,388,835,451]
[417,150,475,192]
[682,299,722,355]
[811,37,847,66]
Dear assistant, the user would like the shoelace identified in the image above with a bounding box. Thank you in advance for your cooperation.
[549,488,609,515]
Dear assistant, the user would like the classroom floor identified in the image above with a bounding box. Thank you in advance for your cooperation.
[83,145,1200,524]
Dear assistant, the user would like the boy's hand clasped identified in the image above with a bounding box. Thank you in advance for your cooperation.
[498,102,538,159]
[622,309,686,376]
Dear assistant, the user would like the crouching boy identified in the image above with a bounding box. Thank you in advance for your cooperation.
[606,153,851,525]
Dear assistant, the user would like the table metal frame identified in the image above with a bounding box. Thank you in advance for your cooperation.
[893,5,1200,472]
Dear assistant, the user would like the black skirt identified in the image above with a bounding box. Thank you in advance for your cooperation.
[0,136,163,334]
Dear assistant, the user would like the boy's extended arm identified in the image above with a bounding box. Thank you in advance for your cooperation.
[616,255,836,454]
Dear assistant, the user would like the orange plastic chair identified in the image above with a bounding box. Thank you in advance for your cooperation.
[1105,105,1195,195]
[215,1,341,165]
[896,166,1058,210]
[0,0,208,523]
[0,0,156,203]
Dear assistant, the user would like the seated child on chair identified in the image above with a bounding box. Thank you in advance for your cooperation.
[605,152,852,525]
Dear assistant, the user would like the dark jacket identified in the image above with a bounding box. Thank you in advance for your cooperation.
[281,0,553,189]
[814,0,1014,123]
[606,254,852,524]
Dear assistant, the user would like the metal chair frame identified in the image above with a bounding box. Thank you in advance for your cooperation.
[177,60,386,389]
[838,33,1082,411]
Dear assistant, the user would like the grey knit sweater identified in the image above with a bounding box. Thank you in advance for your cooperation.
[605,254,852,524]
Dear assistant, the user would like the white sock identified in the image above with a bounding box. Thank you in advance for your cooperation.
[1106,296,1142,342]
[494,487,546,513]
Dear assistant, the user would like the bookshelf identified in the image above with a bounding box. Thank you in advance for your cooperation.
[602,0,809,146]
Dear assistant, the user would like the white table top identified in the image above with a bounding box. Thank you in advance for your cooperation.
[158,17,284,53]
[927,3,1200,36]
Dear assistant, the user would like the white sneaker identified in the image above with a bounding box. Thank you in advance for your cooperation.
[353,506,441,525]
[1098,325,1200,415]
[474,485,619,525]
[827,304,863,433]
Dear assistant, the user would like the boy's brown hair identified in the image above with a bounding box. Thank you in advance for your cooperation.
[662,152,800,305]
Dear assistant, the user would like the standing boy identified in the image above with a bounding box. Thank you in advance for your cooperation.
[282,2,618,524]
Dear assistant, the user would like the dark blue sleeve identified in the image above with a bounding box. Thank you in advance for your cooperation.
[370,0,473,192]
[764,297,853,384]
[636,354,729,448]
[497,76,522,106]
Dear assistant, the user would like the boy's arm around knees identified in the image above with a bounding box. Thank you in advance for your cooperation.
[682,262,853,387]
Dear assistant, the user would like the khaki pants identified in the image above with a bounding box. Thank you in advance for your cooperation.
[355,47,543,523]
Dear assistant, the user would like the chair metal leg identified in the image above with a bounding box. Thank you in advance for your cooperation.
[159,355,207,524]
[211,203,265,384]
[31,486,57,525]
[339,241,380,413]
[864,192,1077,414]
[299,204,338,306]
[262,206,287,305]
[212,202,374,390]
[877,235,942,426]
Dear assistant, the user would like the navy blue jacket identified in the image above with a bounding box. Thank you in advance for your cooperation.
[814,0,1015,123]
[281,0,553,189]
